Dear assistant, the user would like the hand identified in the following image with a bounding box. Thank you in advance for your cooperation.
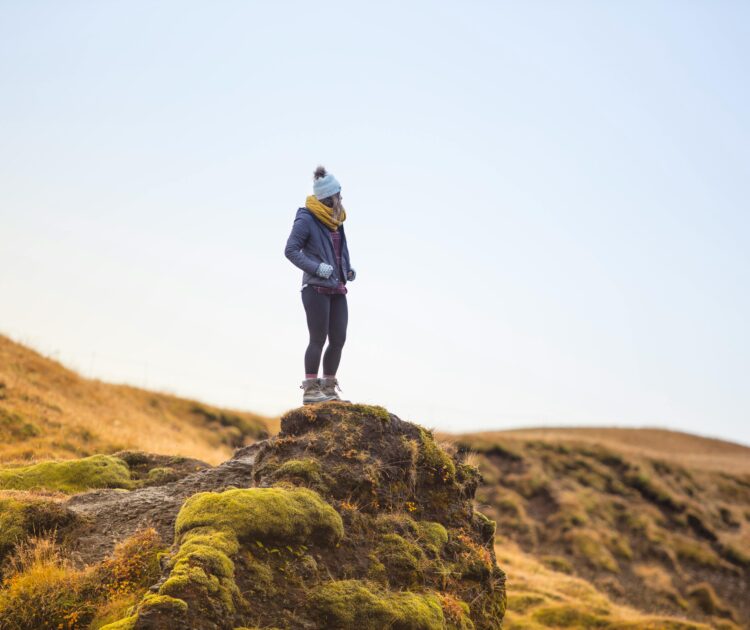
[347,268,356,281]
[316,262,334,279]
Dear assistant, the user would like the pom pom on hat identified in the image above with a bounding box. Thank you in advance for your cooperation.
[313,165,341,200]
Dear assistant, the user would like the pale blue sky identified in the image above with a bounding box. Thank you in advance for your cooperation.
[1,2,748,444]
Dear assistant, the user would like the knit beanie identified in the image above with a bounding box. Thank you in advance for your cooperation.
[313,165,341,200]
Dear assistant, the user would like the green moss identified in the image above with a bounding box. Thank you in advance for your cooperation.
[242,552,277,596]
[418,428,456,483]
[308,579,445,629]
[373,533,425,586]
[0,454,131,493]
[367,552,388,583]
[139,593,189,614]
[346,404,391,422]
[159,527,240,614]
[175,486,343,545]
[116,487,342,628]
[416,521,448,553]
[100,594,188,629]
[472,510,497,544]
[99,616,137,630]
[374,512,420,536]
[271,458,324,487]
[145,466,176,484]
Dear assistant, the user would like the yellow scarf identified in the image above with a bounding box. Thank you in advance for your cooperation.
[305,195,346,231]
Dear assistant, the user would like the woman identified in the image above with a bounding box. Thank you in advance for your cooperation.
[284,166,356,405]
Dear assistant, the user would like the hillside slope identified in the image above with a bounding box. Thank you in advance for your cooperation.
[0,334,273,465]
[446,428,750,629]
[1,335,748,627]
[448,427,750,474]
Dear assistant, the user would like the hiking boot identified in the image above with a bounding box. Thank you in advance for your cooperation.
[320,376,350,403]
[300,378,336,405]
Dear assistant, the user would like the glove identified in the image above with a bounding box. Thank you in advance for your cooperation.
[316,262,334,279]
[347,268,356,281]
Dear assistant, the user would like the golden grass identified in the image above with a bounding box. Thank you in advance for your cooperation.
[0,334,277,466]
[440,427,750,474]
[446,426,750,627]
[0,529,165,629]
[497,539,712,629]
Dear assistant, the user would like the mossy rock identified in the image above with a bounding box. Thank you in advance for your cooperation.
[471,510,496,545]
[418,428,456,484]
[372,533,426,586]
[117,486,343,628]
[0,454,132,493]
[84,403,507,629]
[268,457,328,491]
[100,616,138,630]
[417,520,449,554]
[174,486,343,546]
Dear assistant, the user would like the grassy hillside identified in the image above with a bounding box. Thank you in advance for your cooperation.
[0,335,274,465]
[451,427,750,474]
[441,428,750,629]
[1,335,747,627]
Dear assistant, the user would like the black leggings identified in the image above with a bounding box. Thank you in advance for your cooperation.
[301,285,348,376]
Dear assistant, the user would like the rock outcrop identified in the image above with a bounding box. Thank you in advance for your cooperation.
[0,402,506,629]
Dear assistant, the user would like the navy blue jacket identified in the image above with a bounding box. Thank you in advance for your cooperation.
[284,207,352,290]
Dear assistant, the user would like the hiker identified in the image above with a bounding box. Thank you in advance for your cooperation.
[284,166,356,405]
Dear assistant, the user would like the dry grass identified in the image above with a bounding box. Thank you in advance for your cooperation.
[0,529,165,629]
[498,539,712,629]
[440,427,750,474]
[0,334,277,465]
[444,428,750,627]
